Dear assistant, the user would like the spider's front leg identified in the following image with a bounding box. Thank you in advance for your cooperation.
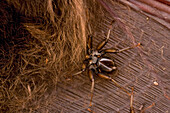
[101,43,141,54]
[87,35,93,55]
[97,20,114,51]
[87,69,95,112]
[73,35,93,76]
[87,35,93,50]
[96,28,111,50]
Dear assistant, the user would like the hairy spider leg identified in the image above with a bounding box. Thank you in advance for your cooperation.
[96,29,111,50]
[72,63,86,76]
[130,87,135,113]
[73,35,93,76]
[87,35,93,50]
[97,73,131,96]
[102,43,141,54]
[96,20,115,51]
[88,70,95,107]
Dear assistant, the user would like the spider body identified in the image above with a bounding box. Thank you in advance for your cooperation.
[85,50,116,74]
[73,24,141,109]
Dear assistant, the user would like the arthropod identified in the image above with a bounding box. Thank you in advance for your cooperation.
[73,23,141,109]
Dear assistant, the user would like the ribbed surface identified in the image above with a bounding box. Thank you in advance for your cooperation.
[38,1,170,113]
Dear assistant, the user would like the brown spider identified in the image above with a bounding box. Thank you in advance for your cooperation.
[73,23,141,110]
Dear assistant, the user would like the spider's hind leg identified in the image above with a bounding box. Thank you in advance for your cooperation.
[88,70,95,107]
[97,73,130,96]
[130,87,135,113]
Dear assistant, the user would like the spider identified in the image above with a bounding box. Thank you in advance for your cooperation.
[73,23,141,109]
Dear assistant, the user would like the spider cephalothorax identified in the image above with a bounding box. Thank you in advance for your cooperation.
[85,42,117,74]
[73,24,141,109]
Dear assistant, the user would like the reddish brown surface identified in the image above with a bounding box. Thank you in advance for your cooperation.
[37,1,170,113]
[156,0,170,6]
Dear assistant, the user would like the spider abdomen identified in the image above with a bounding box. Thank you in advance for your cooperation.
[98,58,116,72]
